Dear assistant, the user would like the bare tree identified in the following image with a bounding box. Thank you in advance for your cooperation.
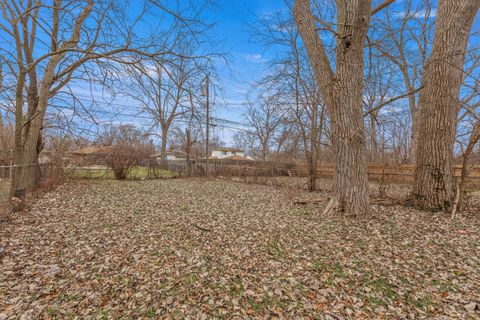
[99,124,153,180]
[293,0,395,215]
[233,131,257,158]
[122,58,193,167]
[252,8,327,191]
[370,0,434,163]
[170,111,203,176]
[244,97,283,161]
[0,0,213,203]
[412,0,480,211]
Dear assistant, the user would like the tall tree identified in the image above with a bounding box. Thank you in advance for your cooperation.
[252,8,327,191]
[244,98,283,161]
[370,0,434,163]
[412,0,480,211]
[123,59,192,167]
[294,0,393,215]
[0,0,212,201]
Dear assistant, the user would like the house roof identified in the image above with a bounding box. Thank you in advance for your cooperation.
[152,151,187,158]
[222,155,254,161]
[213,147,243,152]
[168,151,187,158]
[69,146,112,156]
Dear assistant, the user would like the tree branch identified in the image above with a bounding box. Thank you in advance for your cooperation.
[372,0,396,16]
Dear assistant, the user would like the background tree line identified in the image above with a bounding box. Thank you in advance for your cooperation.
[236,0,479,215]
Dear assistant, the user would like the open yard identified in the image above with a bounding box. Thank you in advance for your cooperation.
[67,167,176,180]
[1,178,479,319]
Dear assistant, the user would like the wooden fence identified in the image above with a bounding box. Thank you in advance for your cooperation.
[293,164,480,182]
[198,161,480,183]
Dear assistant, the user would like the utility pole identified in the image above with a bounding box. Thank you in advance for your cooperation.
[202,74,210,176]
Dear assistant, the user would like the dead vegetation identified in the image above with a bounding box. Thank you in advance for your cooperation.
[1,179,479,319]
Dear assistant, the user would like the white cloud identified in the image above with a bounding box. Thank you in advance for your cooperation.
[244,54,265,64]
[394,8,437,19]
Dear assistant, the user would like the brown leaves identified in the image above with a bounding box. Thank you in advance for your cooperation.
[0,179,479,318]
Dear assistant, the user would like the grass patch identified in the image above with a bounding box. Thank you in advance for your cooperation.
[312,259,348,278]
[183,273,200,287]
[247,296,272,312]
[366,278,398,300]
[145,309,156,318]
[266,240,285,260]
[430,278,455,291]
[68,166,175,180]
[406,294,439,314]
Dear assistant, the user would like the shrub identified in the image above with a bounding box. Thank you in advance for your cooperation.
[105,143,149,180]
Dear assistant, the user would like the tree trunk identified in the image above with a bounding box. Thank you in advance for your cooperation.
[412,0,480,211]
[9,70,26,199]
[185,128,192,177]
[19,104,46,190]
[369,113,378,162]
[160,127,168,169]
[294,0,371,216]
[306,152,317,192]
[409,101,420,164]
[328,90,370,215]
[453,121,480,216]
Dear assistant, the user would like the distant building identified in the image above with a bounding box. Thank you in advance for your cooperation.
[211,147,244,159]
[152,151,188,163]
[68,146,113,166]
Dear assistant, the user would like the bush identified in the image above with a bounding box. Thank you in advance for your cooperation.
[105,143,149,180]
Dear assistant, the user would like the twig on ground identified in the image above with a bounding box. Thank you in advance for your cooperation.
[191,223,212,232]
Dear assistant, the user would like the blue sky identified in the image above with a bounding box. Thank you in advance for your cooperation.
[207,0,287,143]
[62,0,288,146]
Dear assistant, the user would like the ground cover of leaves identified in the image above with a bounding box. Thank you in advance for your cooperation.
[1,178,479,319]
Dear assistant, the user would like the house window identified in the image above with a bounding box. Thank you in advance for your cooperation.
[223,151,227,155]
[232,151,236,155]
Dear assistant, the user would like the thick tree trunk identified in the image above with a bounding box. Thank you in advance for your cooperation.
[328,90,370,215]
[412,0,480,211]
[261,140,268,161]
[9,71,26,199]
[19,106,46,190]
[18,55,60,191]
[294,0,371,215]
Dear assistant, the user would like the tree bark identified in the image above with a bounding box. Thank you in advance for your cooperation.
[409,107,420,163]
[11,0,93,194]
[294,0,371,215]
[306,152,317,192]
[453,121,480,216]
[9,70,26,198]
[185,128,192,177]
[412,0,480,211]
[160,127,168,168]
[19,80,50,190]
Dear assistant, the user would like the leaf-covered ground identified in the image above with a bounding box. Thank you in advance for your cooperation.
[1,179,479,319]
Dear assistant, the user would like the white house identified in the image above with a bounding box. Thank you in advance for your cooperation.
[211,147,244,159]
[166,151,187,161]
